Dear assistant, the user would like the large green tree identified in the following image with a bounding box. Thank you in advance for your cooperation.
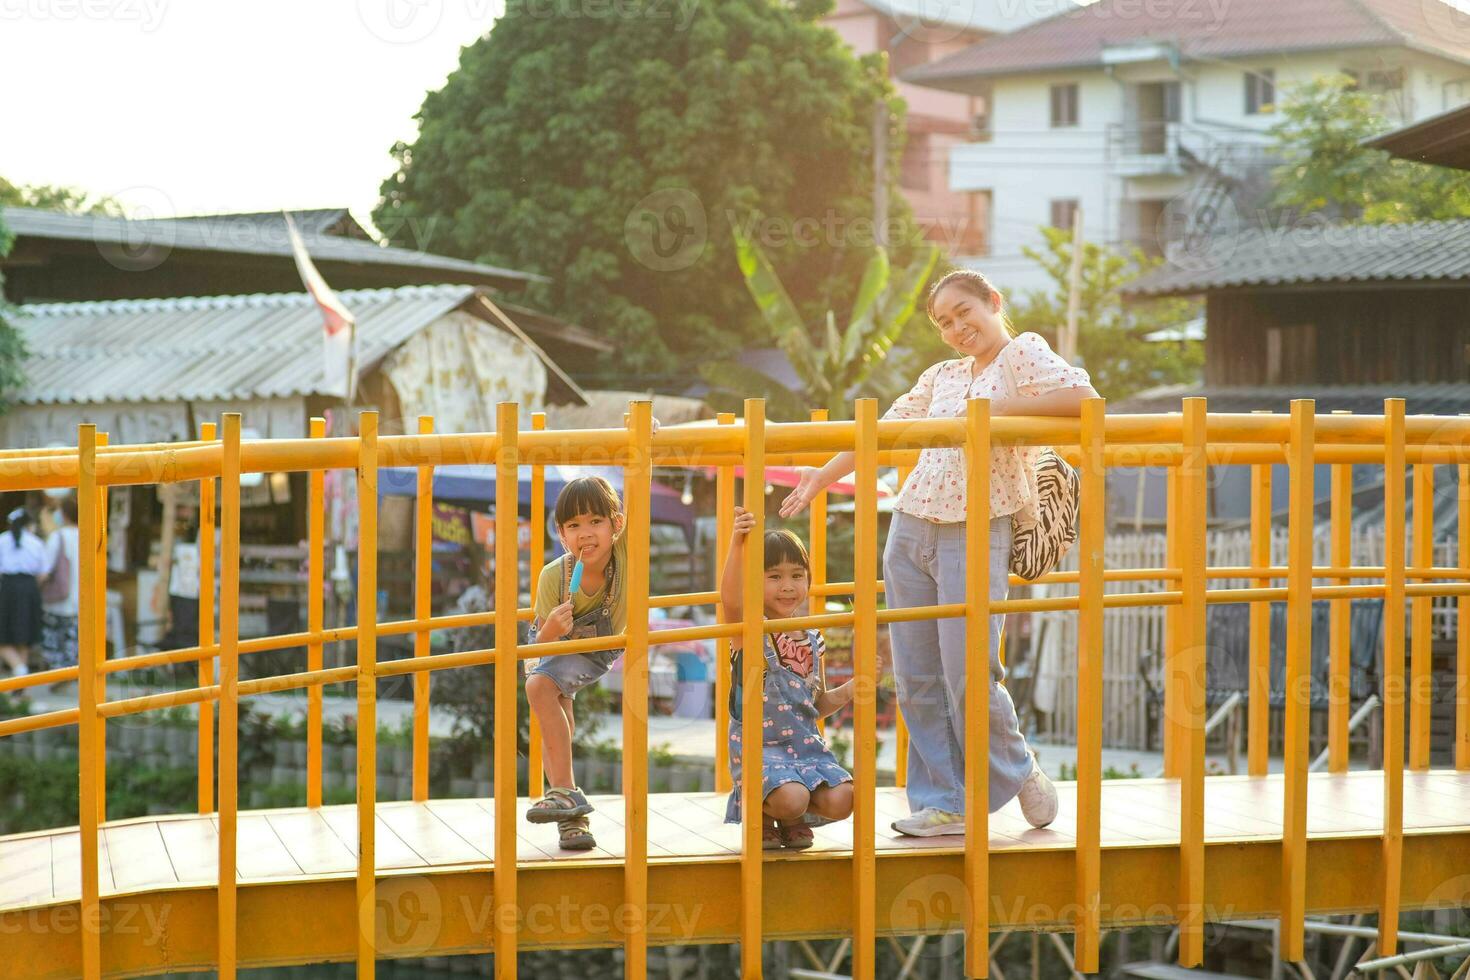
[1010,227,1200,402]
[1270,74,1470,222]
[0,177,121,215]
[374,0,914,390]
[0,215,30,411]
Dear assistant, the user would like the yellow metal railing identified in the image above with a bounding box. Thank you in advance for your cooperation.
[1,397,1470,977]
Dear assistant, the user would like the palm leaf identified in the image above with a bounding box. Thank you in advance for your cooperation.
[839,248,890,369]
[865,246,940,365]
[731,225,818,383]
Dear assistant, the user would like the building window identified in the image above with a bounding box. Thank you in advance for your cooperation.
[1050,199,1079,231]
[1366,68,1405,92]
[1245,69,1275,115]
[1050,83,1079,127]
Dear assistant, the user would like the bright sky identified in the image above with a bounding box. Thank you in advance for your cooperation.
[0,0,511,232]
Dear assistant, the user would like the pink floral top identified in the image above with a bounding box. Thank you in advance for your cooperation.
[883,332,1091,525]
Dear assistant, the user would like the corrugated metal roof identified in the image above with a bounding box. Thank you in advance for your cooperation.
[1,206,546,287]
[160,208,370,240]
[1363,101,1470,171]
[1121,219,1470,297]
[1117,382,1470,415]
[907,0,1470,86]
[11,285,481,405]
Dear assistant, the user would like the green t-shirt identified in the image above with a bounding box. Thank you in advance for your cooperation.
[533,533,629,635]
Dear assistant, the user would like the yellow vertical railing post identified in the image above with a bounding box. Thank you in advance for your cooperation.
[95,431,108,824]
[1281,400,1315,962]
[1248,427,1272,777]
[1459,456,1469,772]
[809,409,830,737]
[852,399,879,980]
[894,459,913,788]
[1164,464,1181,778]
[1074,397,1106,973]
[624,401,654,977]
[218,414,242,979]
[355,411,380,978]
[413,415,434,803]
[739,399,766,980]
[1178,397,1207,967]
[77,423,101,980]
[962,400,992,979]
[492,403,519,979]
[714,412,736,795]
[528,412,547,799]
[1380,398,1406,957]
[1328,411,1352,774]
[306,417,324,808]
[199,421,218,813]
[1410,462,1434,771]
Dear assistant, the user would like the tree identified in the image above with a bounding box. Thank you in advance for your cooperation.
[1270,74,1470,222]
[374,0,915,390]
[1009,227,1200,402]
[0,215,30,412]
[0,176,121,215]
[701,229,939,420]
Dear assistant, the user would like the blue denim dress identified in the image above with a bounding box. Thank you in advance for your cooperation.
[724,629,853,823]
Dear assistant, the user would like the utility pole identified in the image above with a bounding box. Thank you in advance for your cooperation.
[1062,205,1085,364]
[873,99,889,249]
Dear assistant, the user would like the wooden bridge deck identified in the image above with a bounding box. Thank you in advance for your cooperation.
[5,771,1470,977]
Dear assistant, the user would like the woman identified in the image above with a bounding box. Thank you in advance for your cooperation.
[40,496,81,674]
[0,507,48,677]
[780,269,1098,836]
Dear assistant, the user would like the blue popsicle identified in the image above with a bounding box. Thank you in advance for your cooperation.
[569,559,584,595]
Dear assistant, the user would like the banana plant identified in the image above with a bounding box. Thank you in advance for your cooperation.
[701,226,939,421]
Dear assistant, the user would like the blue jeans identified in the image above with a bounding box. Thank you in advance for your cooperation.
[883,513,1034,815]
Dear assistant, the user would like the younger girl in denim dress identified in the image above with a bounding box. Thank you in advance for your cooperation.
[720,508,855,850]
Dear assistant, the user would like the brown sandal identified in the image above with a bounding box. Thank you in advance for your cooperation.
[780,823,814,850]
[527,786,593,824]
[558,815,596,851]
[762,819,783,850]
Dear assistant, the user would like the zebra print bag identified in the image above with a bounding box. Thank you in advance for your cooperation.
[1009,450,1080,581]
[1001,352,1081,582]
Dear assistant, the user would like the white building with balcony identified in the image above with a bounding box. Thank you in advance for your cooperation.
[906,0,1470,297]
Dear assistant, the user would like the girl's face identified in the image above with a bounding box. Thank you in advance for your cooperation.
[931,283,1008,359]
[764,560,809,619]
[557,510,622,569]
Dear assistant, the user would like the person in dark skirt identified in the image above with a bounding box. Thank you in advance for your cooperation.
[0,507,46,676]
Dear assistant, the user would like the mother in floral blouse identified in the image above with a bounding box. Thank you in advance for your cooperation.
[780,269,1098,837]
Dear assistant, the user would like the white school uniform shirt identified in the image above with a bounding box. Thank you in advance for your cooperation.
[883,332,1091,525]
[0,530,48,576]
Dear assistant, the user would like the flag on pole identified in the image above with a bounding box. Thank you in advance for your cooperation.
[284,211,357,402]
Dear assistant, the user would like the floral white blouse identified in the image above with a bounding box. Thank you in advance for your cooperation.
[883,331,1092,525]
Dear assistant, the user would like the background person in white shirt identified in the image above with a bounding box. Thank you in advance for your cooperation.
[0,507,48,676]
[40,496,82,674]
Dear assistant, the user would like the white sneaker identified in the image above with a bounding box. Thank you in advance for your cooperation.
[1018,753,1058,829]
[891,807,965,837]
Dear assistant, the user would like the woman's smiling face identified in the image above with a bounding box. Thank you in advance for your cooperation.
[931,282,1007,359]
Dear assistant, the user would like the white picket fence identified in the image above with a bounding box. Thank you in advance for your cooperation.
[1025,526,1460,749]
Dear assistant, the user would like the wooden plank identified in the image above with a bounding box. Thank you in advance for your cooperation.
[157,816,220,885]
[0,836,54,908]
[317,804,429,870]
[377,803,484,866]
[421,798,557,864]
[50,827,115,902]
[211,814,301,881]
[102,822,177,893]
[263,810,356,876]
